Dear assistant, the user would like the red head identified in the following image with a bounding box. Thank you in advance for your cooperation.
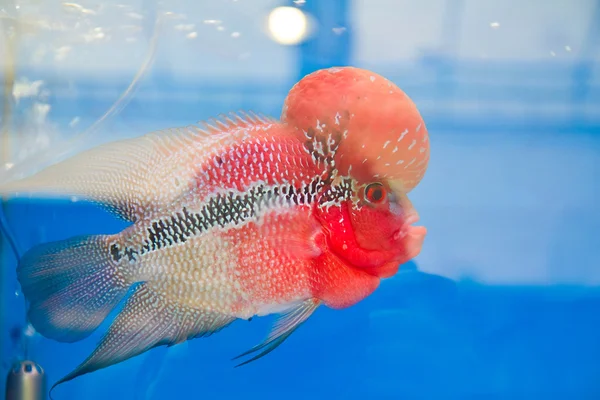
[282,66,429,279]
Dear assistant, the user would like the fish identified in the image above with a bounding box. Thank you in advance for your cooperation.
[0,66,430,392]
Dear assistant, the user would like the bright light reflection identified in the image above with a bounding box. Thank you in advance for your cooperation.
[267,7,308,45]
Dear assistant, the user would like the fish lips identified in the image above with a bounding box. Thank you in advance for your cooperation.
[392,213,421,241]
[392,214,427,262]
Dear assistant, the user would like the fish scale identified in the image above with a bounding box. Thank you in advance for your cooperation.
[98,129,335,320]
[0,67,431,395]
[110,131,329,264]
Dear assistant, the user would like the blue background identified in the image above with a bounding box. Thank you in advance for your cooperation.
[2,0,600,398]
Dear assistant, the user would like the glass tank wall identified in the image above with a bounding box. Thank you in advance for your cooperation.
[1,1,599,399]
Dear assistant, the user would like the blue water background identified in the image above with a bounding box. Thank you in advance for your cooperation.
[2,1,600,398]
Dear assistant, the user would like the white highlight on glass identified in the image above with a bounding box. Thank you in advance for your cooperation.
[267,7,308,45]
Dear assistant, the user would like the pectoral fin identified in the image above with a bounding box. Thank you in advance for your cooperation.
[232,298,320,367]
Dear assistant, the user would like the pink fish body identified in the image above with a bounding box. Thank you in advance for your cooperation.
[0,67,430,392]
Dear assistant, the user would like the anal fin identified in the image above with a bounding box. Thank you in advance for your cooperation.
[50,283,235,395]
[232,298,320,367]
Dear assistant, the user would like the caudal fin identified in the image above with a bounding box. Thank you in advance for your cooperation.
[17,235,131,343]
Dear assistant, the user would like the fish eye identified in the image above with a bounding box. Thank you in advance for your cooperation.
[364,182,386,204]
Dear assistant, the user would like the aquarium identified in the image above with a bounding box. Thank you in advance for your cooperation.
[1,1,599,399]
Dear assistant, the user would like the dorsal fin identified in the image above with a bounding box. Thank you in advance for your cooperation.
[196,111,277,135]
[0,111,278,222]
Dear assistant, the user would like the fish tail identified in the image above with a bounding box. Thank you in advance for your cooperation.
[17,234,133,343]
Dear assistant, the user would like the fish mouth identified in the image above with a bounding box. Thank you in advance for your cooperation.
[392,214,421,241]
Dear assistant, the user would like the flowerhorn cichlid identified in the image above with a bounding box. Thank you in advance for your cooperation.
[0,66,430,393]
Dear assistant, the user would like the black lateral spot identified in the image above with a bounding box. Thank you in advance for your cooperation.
[196,212,209,230]
[110,243,122,262]
[310,179,319,193]
[140,176,330,254]
[124,248,138,262]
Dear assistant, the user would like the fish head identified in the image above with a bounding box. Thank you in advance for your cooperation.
[283,66,430,278]
[313,178,427,278]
